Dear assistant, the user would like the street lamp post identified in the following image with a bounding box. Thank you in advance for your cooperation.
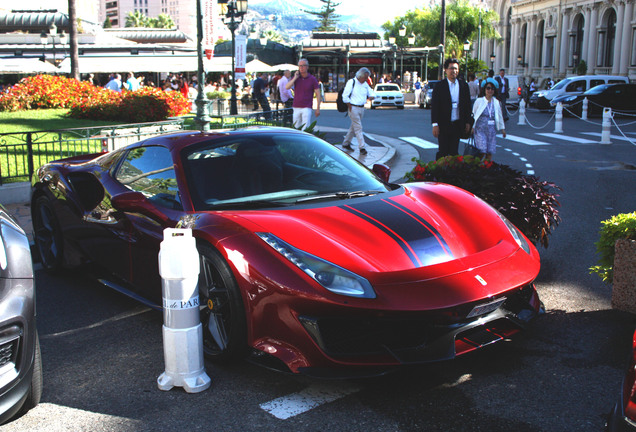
[438,44,444,79]
[398,25,406,81]
[424,51,429,82]
[194,0,211,130]
[389,35,397,81]
[219,0,248,115]
[40,23,66,67]
[490,53,495,70]
[463,40,471,79]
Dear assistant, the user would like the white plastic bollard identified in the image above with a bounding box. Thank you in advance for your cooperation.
[554,102,563,133]
[600,107,612,145]
[517,99,526,125]
[581,97,588,121]
[157,228,211,393]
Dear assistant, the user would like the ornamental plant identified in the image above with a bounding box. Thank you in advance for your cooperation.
[0,75,191,122]
[405,155,561,248]
[589,212,636,283]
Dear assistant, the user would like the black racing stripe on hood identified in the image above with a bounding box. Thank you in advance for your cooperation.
[384,198,452,255]
[342,199,453,267]
[341,204,421,267]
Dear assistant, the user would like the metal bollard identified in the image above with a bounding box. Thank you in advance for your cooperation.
[157,228,211,393]
[600,107,612,145]
[517,99,526,125]
[581,97,588,121]
[554,102,563,133]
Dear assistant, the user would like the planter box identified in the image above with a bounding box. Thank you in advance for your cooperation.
[611,239,636,313]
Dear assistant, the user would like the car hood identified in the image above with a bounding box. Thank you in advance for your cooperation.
[207,184,532,276]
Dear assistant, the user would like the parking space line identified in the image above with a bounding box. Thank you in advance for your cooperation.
[400,136,438,149]
[260,383,360,420]
[581,132,636,144]
[536,133,597,144]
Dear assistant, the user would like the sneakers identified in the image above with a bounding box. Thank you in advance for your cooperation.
[342,144,353,151]
[359,148,367,155]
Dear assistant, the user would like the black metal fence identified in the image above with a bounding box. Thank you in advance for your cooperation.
[0,108,293,184]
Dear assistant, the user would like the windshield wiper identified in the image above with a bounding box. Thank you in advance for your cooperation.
[296,190,383,203]
[207,199,293,210]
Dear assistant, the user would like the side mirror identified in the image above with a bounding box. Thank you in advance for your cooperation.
[372,163,391,183]
[111,191,168,223]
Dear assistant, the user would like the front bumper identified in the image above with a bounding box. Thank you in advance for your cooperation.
[296,283,542,375]
[372,97,404,108]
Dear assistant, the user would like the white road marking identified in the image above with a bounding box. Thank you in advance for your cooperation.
[260,383,360,420]
[536,133,597,144]
[400,136,438,149]
[581,132,636,144]
[504,134,551,146]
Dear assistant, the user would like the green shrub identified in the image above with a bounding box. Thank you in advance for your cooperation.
[206,91,230,100]
[405,155,561,248]
[589,212,636,282]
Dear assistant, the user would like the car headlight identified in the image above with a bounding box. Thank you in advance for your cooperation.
[257,233,376,298]
[496,214,531,254]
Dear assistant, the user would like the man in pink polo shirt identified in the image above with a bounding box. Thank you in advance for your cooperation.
[285,58,321,130]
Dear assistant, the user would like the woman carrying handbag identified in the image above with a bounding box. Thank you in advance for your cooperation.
[471,78,506,161]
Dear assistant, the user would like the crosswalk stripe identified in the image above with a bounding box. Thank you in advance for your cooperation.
[536,132,598,144]
[400,136,438,149]
[504,134,551,146]
[581,132,636,144]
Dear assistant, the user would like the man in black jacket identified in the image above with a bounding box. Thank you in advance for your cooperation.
[495,68,510,121]
[431,58,472,160]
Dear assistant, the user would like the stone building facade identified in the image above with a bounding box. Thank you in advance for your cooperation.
[477,0,635,82]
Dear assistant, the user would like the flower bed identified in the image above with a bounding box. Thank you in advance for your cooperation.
[405,155,561,248]
[0,75,191,122]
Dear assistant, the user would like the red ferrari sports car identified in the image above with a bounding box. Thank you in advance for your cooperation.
[31,127,543,377]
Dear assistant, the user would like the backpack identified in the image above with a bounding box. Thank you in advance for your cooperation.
[336,79,355,112]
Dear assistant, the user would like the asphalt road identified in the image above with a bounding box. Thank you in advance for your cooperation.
[5,104,636,431]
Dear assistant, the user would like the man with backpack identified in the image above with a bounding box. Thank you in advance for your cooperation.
[341,67,375,155]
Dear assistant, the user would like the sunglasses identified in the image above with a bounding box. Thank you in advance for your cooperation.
[485,87,495,90]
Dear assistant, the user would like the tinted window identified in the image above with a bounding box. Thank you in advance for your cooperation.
[551,78,571,90]
[608,79,626,84]
[115,146,181,210]
[565,80,586,92]
[590,80,604,88]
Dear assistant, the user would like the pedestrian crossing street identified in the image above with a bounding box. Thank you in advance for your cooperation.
[400,131,636,149]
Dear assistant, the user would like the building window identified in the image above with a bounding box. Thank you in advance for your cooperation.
[605,9,616,67]
[545,36,554,67]
[537,20,545,67]
[597,31,606,67]
[632,28,636,67]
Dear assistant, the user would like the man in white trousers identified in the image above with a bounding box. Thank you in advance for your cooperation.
[342,67,375,155]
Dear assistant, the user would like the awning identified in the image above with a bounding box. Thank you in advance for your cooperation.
[56,55,235,73]
[0,56,63,74]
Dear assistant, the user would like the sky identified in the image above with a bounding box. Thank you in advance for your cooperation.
[336,1,425,26]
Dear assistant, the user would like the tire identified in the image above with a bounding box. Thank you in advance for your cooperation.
[32,196,64,272]
[19,333,42,416]
[198,243,247,362]
[398,105,404,110]
[370,105,376,109]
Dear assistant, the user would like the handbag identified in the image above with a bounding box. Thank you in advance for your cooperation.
[463,136,483,157]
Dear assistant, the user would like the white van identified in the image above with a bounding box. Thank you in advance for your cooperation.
[530,75,629,109]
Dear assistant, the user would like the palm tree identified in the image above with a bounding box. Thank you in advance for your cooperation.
[125,11,148,28]
[150,14,175,29]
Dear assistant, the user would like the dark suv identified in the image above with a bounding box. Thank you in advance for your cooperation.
[0,204,42,424]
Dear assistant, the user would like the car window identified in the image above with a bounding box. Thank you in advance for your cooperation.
[586,84,610,95]
[115,146,181,210]
[590,80,604,88]
[608,80,626,84]
[565,80,585,92]
[377,85,399,92]
[551,78,570,90]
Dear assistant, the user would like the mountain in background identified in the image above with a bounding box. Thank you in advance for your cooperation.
[247,0,383,42]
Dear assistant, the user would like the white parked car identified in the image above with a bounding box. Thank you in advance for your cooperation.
[371,83,404,109]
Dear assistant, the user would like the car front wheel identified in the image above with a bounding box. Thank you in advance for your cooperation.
[32,196,64,272]
[198,243,247,362]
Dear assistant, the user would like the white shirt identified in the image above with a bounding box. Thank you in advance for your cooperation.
[278,76,293,102]
[448,78,460,121]
[342,78,375,106]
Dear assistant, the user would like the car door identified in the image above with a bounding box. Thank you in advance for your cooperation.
[111,145,186,303]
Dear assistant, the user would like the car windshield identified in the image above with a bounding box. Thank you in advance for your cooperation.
[182,132,391,211]
[585,84,611,95]
[376,85,400,92]
[550,78,571,91]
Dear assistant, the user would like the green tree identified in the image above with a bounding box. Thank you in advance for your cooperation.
[382,0,500,59]
[125,11,149,27]
[103,16,112,28]
[149,13,176,29]
[260,29,286,44]
[304,0,340,32]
